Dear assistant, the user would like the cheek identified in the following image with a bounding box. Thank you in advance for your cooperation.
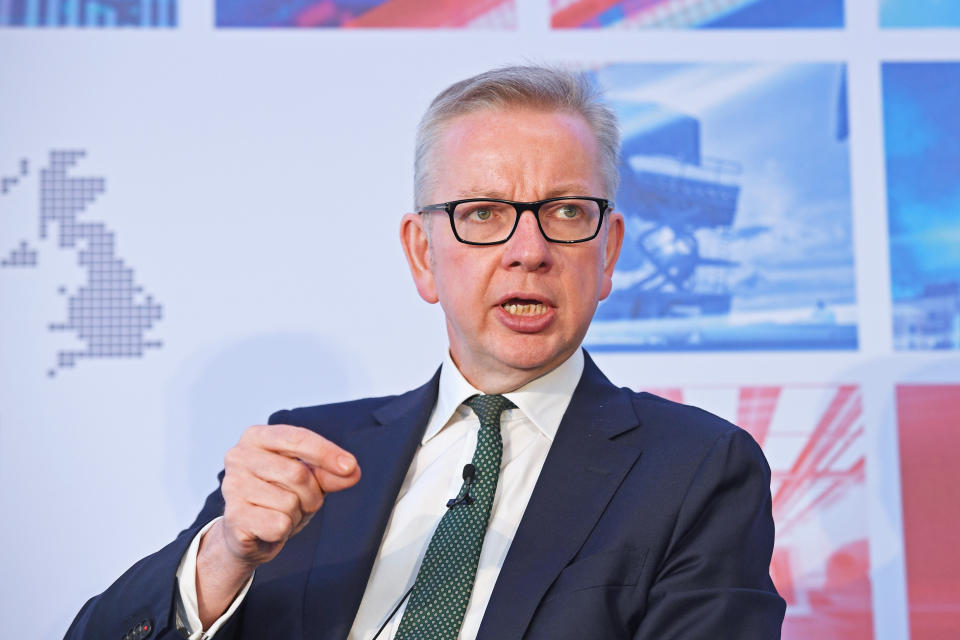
[433,253,487,323]
[561,256,607,317]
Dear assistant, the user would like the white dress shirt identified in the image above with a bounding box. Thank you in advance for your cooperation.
[176,349,584,640]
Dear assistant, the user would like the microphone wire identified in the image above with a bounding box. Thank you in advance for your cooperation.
[370,583,415,640]
[370,463,476,639]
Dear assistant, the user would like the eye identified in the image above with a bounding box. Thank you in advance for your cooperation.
[453,201,510,227]
[556,204,582,219]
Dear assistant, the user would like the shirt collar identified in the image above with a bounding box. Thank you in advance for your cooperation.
[422,348,585,445]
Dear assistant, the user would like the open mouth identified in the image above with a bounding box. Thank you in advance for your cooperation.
[501,299,549,316]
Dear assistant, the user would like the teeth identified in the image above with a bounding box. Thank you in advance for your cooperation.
[503,303,547,316]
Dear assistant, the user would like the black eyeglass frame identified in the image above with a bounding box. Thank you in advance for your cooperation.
[419,196,613,245]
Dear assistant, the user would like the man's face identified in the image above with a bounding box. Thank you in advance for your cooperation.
[400,107,624,392]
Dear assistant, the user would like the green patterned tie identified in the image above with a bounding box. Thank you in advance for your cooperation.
[394,394,515,640]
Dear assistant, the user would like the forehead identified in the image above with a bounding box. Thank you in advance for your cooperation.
[429,107,603,200]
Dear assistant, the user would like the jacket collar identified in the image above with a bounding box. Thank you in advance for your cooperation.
[422,348,585,446]
[477,350,643,639]
[301,369,441,639]
[299,350,640,640]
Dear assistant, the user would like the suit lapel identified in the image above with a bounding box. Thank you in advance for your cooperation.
[301,370,439,640]
[477,352,643,639]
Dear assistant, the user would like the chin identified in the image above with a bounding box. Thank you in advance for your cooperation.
[494,338,570,373]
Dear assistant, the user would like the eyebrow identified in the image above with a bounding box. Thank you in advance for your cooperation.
[454,184,595,200]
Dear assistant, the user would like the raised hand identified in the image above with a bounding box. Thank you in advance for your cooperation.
[196,424,361,626]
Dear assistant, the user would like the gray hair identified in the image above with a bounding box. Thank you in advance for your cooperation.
[413,65,620,210]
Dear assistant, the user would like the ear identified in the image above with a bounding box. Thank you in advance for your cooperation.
[599,211,624,301]
[400,213,439,304]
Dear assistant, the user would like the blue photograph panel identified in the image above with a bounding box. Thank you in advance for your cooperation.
[884,63,960,350]
[881,0,960,28]
[0,0,176,27]
[586,63,856,352]
[551,0,844,29]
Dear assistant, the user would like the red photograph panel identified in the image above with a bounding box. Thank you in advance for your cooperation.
[646,385,873,639]
[217,0,515,28]
[896,385,960,639]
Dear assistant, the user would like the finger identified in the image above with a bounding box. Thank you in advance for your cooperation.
[223,497,296,546]
[227,446,325,514]
[243,424,358,476]
[233,471,314,527]
[311,463,362,495]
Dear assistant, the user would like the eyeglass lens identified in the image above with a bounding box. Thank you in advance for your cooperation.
[452,199,602,243]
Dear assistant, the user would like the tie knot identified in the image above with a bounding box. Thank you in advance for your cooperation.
[465,394,515,425]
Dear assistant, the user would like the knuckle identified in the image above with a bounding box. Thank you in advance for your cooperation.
[267,511,293,540]
[283,460,310,486]
[220,474,238,498]
[224,447,242,469]
[283,426,306,448]
[304,486,324,512]
[280,489,300,515]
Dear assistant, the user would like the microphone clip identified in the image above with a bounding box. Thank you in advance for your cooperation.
[445,494,474,509]
[446,463,476,509]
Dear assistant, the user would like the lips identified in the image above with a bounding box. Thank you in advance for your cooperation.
[496,294,555,332]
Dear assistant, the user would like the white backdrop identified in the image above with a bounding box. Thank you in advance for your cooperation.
[2,2,960,638]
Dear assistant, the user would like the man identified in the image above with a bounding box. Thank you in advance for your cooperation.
[67,66,785,639]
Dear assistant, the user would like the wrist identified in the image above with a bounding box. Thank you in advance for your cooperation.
[196,520,255,626]
[198,520,256,585]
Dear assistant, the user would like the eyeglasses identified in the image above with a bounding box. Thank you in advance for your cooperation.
[418,196,612,245]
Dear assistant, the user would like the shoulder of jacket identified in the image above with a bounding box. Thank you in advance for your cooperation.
[629,389,745,444]
[268,393,397,428]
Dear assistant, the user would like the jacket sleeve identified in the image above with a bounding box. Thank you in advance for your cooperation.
[633,428,786,640]
[63,408,305,640]
[63,475,241,640]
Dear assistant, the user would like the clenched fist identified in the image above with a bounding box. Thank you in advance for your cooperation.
[196,424,361,626]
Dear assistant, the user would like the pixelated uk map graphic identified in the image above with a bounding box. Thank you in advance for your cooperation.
[1,150,163,376]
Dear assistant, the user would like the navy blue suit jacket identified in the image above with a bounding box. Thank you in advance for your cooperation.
[66,352,785,639]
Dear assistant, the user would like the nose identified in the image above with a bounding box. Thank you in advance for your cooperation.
[501,209,552,271]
